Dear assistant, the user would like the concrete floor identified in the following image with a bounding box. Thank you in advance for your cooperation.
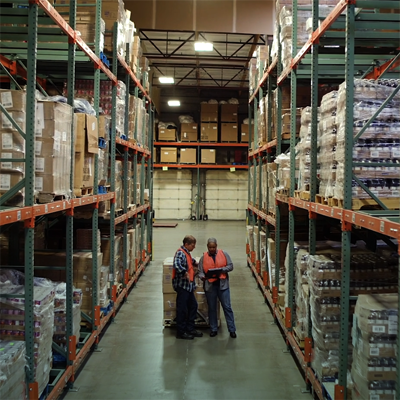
[64,220,312,400]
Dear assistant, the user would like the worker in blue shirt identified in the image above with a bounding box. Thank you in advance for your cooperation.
[173,235,203,340]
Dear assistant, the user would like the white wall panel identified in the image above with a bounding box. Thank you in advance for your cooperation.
[154,170,192,219]
[205,170,247,220]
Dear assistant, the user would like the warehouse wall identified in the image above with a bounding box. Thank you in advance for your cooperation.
[153,169,247,220]
[125,0,274,34]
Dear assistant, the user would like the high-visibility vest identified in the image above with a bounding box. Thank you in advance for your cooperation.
[202,250,227,283]
[172,247,194,281]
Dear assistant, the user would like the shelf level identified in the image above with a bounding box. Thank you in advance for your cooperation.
[248,200,400,240]
[0,193,115,226]
[116,137,151,156]
[114,204,150,225]
[154,142,249,147]
[154,164,248,169]
[249,139,277,157]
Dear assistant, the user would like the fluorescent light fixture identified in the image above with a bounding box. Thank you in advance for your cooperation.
[168,100,180,107]
[159,76,174,84]
[194,41,213,52]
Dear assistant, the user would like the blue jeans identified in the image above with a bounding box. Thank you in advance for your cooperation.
[205,283,236,332]
[176,287,198,334]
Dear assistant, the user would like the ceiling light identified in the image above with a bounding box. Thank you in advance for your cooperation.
[168,100,180,107]
[159,76,174,84]
[194,41,213,52]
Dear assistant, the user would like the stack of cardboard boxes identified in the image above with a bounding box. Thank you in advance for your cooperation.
[73,113,98,197]
[220,104,238,142]
[162,257,217,326]
[35,101,73,203]
[200,104,218,142]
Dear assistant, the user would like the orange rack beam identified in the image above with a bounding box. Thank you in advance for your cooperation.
[154,164,248,169]
[0,55,47,88]
[116,137,151,156]
[0,193,115,227]
[249,139,277,157]
[114,204,149,225]
[154,142,249,147]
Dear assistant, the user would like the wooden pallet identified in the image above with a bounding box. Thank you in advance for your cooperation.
[74,187,93,197]
[315,194,332,206]
[332,197,400,211]
[294,190,310,201]
[36,192,67,204]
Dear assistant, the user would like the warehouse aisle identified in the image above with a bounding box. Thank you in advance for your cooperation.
[64,220,311,400]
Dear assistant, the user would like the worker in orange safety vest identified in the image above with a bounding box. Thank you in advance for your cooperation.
[172,235,203,340]
[198,237,237,338]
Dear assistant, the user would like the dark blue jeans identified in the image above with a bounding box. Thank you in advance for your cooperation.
[205,284,236,333]
[176,287,198,334]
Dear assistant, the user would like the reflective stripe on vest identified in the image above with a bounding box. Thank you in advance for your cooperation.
[202,250,227,283]
[172,247,194,281]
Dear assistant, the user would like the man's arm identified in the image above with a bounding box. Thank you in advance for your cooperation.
[173,251,188,274]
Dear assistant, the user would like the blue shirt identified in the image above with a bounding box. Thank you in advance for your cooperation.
[172,246,196,292]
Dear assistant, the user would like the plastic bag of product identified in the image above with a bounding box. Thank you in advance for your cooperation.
[228,98,239,104]
[178,115,194,124]
[208,99,218,104]
[73,99,96,115]
[219,100,227,105]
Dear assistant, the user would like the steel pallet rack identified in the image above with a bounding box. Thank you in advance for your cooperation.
[247,1,400,399]
[0,1,153,398]
[154,141,248,220]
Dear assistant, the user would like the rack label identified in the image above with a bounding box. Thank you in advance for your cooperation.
[35,157,45,173]
[35,177,43,191]
[0,174,11,190]
[1,112,12,129]
[230,167,236,172]
[2,133,13,150]
[1,92,13,108]
[1,152,12,169]
[35,141,42,155]
[162,166,168,171]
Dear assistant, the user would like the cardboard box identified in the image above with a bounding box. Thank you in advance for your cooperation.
[74,114,98,190]
[180,148,196,164]
[221,123,238,142]
[240,124,250,143]
[200,123,218,142]
[221,104,238,122]
[201,149,216,164]
[158,128,176,141]
[201,104,218,122]
[160,147,177,163]
[0,90,26,111]
[180,123,198,142]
